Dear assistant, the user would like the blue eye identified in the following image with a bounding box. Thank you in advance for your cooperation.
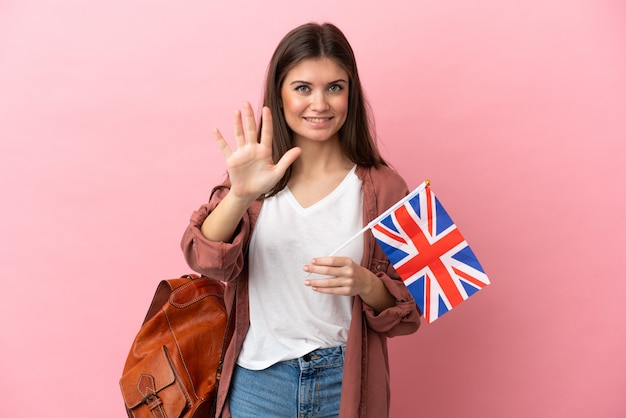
[328,84,343,93]
[295,85,310,93]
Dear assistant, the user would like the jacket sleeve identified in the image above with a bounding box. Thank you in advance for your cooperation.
[180,187,251,283]
[362,260,421,337]
[358,165,421,337]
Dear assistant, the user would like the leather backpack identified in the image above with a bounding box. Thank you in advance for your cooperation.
[119,274,234,418]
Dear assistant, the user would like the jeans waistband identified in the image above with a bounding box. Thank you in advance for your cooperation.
[288,345,346,369]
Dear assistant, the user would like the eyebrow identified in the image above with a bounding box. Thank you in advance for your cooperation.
[288,79,348,86]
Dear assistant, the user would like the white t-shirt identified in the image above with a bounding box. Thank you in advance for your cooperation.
[237,165,364,370]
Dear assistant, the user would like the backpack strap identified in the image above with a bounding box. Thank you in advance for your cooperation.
[213,277,237,410]
[142,275,198,325]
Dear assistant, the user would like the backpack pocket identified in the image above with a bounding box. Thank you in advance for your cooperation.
[120,345,188,418]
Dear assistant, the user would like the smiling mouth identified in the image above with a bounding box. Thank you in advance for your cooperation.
[304,117,332,123]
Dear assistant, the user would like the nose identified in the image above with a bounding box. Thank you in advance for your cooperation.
[310,91,330,112]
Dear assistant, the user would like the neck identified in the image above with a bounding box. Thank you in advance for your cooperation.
[291,140,352,178]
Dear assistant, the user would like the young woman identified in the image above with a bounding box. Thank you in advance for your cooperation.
[181,22,420,418]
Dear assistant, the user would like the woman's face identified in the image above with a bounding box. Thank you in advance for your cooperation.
[280,57,349,145]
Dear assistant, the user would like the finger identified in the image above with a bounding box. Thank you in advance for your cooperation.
[305,278,341,289]
[311,256,345,267]
[213,128,232,158]
[259,106,273,148]
[303,262,338,278]
[274,146,301,174]
[242,102,258,144]
[233,109,246,148]
[305,278,350,296]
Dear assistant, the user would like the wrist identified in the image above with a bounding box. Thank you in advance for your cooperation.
[360,272,396,313]
[224,189,258,210]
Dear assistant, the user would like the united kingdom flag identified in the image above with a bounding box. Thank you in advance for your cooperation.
[371,183,490,323]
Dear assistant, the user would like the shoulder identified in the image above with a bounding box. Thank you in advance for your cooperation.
[356,165,410,216]
[366,165,407,189]
[357,164,409,194]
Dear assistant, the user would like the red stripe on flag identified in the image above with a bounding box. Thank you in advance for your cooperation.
[394,204,465,308]
[372,224,407,244]
[452,267,487,290]
[425,273,431,322]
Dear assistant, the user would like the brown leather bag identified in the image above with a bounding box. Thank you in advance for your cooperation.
[119,274,234,418]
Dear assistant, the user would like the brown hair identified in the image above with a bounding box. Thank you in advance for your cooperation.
[261,22,387,197]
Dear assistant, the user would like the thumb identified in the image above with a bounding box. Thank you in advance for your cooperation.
[274,147,302,174]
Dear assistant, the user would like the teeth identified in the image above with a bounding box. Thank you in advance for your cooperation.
[306,118,329,123]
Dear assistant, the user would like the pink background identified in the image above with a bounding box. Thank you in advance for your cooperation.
[1,0,625,417]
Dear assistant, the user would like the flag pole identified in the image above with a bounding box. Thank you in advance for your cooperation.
[326,180,430,256]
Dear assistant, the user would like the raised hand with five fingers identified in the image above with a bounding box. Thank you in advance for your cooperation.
[214,102,301,202]
[200,102,301,243]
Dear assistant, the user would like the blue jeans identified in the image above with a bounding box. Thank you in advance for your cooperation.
[229,345,345,418]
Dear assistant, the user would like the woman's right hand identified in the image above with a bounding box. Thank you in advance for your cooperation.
[214,102,301,201]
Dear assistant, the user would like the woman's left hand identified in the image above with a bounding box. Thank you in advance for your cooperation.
[303,257,374,296]
[304,257,396,312]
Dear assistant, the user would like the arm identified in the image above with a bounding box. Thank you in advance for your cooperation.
[364,266,421,337]
[303,257,419,336]
[362,165,421,336]
[200,190,256,243]
[181,187,251,281]
[201,102,301,243]
[182,102,300,279]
